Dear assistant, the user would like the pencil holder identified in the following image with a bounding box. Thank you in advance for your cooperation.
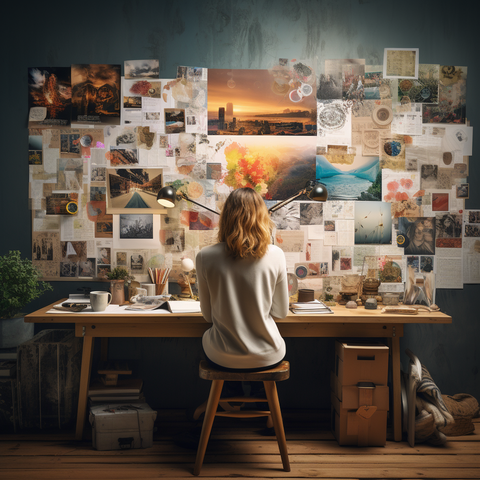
[156,282,168,295]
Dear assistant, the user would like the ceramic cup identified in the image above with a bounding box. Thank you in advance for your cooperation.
[130,288,147,303]
[90,291,112,312]
[140,283,156,296]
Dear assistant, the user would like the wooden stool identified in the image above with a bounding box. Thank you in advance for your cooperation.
[193,360,290,476]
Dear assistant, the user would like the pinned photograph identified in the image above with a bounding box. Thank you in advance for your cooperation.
[398,217,436,255]
[119,214,154,239]
[106,168,165,214]
[208,67,316,135]
[456,183,469,199]
[355,201,392,245]
[383,48,419,79]
[165,109,185,134]
[71,64,121,125]
[28,67,72,127]
[124,59,160,79]
[78,259,96,277]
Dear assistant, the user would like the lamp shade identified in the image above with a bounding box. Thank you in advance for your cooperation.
[308,182,328,202]
[157,186,176,207]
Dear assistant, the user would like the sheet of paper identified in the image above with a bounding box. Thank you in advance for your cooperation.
[383,48,419,79]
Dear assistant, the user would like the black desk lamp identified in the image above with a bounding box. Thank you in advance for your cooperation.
[157,186,220,215]
[267,180,328,213]
[156,180,328,216]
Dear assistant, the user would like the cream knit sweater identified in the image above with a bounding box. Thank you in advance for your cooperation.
[195,243,289,369]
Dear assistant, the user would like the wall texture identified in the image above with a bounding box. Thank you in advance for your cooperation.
[1,0,478,408]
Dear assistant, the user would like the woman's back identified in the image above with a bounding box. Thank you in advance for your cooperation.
[196,242,289,369]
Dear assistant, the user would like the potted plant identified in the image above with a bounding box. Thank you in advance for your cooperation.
[0,250,53,348]
[106,267,135,304]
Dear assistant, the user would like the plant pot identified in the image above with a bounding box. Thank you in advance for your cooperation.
[109,280,125,305]
[0,315,34,348]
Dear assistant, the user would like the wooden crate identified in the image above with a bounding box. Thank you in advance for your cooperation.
[17,329,82,429]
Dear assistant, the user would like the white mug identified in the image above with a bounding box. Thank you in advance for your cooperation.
[90,291,112,312]
[140,283,156,296]
[130,288,147,303]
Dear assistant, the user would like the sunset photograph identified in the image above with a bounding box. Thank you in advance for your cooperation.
[207,68,317,135]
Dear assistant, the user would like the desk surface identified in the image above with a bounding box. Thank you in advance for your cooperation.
[25,300,452,327]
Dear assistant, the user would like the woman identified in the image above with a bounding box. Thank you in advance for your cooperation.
[195,188,289,371]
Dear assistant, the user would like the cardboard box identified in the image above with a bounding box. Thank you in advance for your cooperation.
[331,385,389,446]
[89,403,157,450]
[334,341,389,392]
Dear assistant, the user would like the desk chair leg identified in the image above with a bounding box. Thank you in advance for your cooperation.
[194,379,224,476]
[263,380,290,472]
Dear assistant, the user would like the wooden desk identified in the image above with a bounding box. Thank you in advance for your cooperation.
[25,301,451,442]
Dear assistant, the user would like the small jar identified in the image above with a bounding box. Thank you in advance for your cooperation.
[383,293,399,306]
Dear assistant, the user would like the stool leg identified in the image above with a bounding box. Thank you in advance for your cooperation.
[194,379,224,476]
[263,381,290,472]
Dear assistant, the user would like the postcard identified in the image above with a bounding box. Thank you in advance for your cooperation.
[274,230,305,253]
[379,136,405,171]
[208,68,316,135]
[317,59,365,100]
[342,63,366,102]
[354,201,392,245]
[45,192,78,215]
[112,214,160,249]
[300,202,323,225]
[317,100,352,146]
[383,48,419,79]
[124,59,160,79]
[29,135,43,165]
[316,150,380,201]
[28,67,72,127]
[423,66,467,124]
[398,217,435,255]
[397,64,439,104]
[71,64,121,125]
[57,159,83,190]
[106,168,166,214]
[165,108,186,134]
[364,65,392,100]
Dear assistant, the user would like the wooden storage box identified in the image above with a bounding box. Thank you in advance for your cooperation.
[17,329,82,429]
[89,403,157,451]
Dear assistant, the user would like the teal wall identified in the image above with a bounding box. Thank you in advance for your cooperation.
[1,0,478,409]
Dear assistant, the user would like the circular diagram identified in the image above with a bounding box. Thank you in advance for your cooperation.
[372,105,393,126]
[295,264,309,279]
[318,104,347,131]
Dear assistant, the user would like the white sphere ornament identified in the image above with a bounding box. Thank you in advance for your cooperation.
[181,258,194,272]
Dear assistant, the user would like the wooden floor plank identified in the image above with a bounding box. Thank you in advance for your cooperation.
[0,409,479,480]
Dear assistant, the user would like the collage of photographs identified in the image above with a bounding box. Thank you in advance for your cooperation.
[27,52,478,304]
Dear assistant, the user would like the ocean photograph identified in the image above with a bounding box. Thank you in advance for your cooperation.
[315,153,380,201]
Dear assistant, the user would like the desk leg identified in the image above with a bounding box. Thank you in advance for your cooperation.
[390,336,402,442]
[75,336,94,440]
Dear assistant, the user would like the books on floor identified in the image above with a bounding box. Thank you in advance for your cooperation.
[88,378,144,404]
[290,299,333,314]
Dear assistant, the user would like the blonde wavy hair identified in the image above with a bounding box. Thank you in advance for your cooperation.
[218,188,274,259]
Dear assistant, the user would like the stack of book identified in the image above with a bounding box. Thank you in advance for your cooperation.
[290,299,333,314]
[88,378,144,405]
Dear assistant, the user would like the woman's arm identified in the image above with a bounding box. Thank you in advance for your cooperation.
[270,252,289,319]
[195,251,213,322]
